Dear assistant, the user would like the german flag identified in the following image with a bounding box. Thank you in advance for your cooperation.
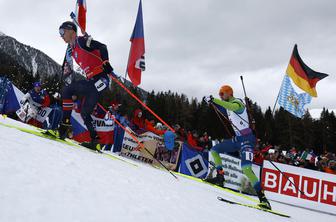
[286,44,329,97]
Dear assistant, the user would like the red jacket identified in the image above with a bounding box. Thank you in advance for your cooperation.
[132,109,145,130]
[253,145,272,165]
[72,37,104,79]
[144,119,165,136]
[187,132,203,151]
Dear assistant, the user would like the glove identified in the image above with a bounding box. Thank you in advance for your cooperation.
[102,61,113,74]
[203,95,214,104]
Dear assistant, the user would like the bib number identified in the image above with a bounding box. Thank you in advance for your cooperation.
[95,79,107,92]
[245,151,253,162]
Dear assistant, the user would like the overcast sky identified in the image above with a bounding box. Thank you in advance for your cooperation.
[0,0,335,112]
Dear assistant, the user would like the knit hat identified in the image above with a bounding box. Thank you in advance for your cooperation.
[219,85,233,96]
[59,21,77,32]
[33,82,41,87]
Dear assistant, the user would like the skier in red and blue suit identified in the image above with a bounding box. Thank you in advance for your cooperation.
[58,21,114,149]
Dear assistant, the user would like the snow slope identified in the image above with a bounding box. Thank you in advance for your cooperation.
[0,116,334,222]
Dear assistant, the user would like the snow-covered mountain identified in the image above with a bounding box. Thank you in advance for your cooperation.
[0,32,61,79]
[0,116,335,222]
[0,31,148,96]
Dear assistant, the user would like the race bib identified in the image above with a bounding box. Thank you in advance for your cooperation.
[94,79,107,92]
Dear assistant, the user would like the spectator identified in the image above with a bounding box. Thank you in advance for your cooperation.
[131,108,146,133]
[187,130,203,151]
[173,124,186,141]
[324,160,336,175]
[49,92,62,107]
[17,81,50,125]
[144,118,165,135]
[253,145,272,165]
[199,132,212,150]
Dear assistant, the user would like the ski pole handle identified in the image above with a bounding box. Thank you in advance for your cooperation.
[70,12,76,20]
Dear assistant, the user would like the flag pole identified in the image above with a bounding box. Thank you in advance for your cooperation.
[272,74,286,115]
[271,89,281,115]
[273,45,293,115]
[124,49,131,81]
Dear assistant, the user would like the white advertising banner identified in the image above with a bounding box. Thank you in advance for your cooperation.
[262,161,336,215]
[120,127,182,170]
[35,107,52,123]
[209,153,261,193]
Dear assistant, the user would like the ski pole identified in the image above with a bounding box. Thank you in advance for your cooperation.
[96,103,144,150]
[108,74,175,132]
[210,103,234,138]
[23,101,30,123]
[210,103,242,135]
[96,103,178,180]
[70,12,175,133]
[239,76,303,193]
[267,160,306,196]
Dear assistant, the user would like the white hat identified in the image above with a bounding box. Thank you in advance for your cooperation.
[53,92,61,99]
[156,122,163,129]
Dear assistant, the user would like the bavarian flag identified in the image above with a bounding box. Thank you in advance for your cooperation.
[286,44,328,97]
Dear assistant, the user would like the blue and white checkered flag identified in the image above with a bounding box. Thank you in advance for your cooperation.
[278,75,312,118]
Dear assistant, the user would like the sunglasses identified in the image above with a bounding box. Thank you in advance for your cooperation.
[59,28,65,37]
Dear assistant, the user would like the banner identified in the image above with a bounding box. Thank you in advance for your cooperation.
[71,111,114,144]
[154,140,182,171]
[179,143,209,179]
[209,153,260,193]
[262,160,336,215]
[0,77,55,127]
[120,127,181,170]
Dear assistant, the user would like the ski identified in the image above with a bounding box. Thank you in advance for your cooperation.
[79,141,103,153]
[0,120,138,167]
[174,171,259,203]
[217,196,290,218]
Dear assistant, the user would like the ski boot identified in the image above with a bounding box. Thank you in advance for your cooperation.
[257,190,272,210]
[58,118,71,140]
[90,134,101,152]
[204,168,225,187]
[81,131,101,152]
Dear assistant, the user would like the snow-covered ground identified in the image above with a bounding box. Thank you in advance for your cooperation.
[0,116,335,222]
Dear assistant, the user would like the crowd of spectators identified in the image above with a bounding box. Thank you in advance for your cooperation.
[126,107,336,175]
[129,108,212,149]
[9,85,335,176]
[253,144,336,175]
